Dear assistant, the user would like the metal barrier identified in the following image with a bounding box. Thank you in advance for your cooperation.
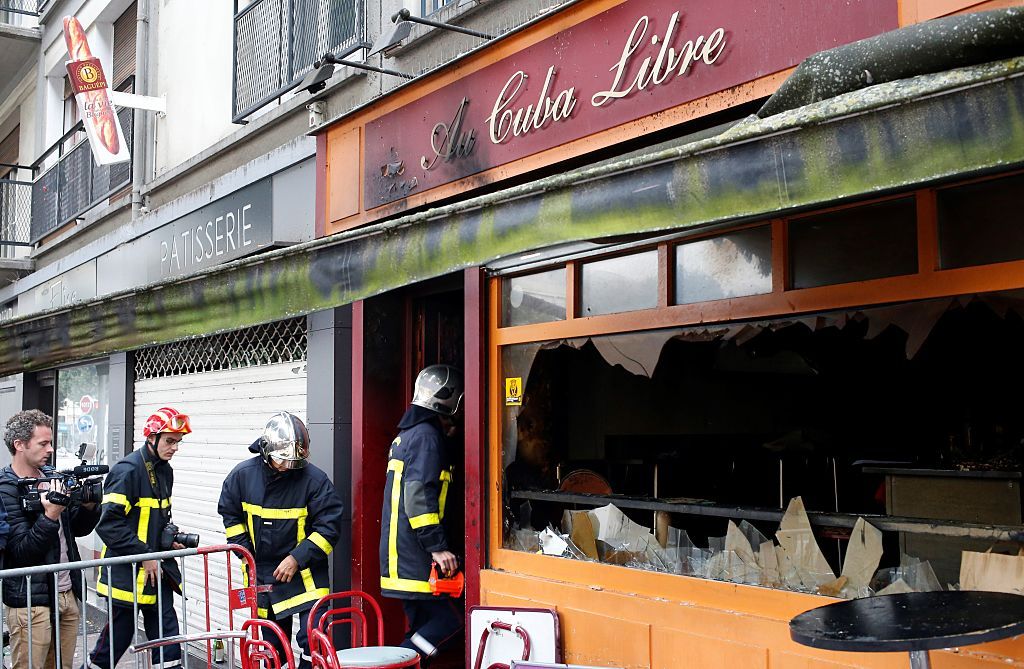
[0,544,277,669]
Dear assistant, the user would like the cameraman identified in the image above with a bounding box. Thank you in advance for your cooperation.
[0,409,100,669]
[86,407,191,669]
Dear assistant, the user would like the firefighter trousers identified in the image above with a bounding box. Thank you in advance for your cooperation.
[400,598,464,663]
[87,581,181,669]
[264,609,311,669]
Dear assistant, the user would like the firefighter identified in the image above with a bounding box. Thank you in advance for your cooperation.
[218,412,344,669]
[88,407,191,669]
[379,365,464,663]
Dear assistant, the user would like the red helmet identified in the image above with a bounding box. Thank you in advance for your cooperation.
[143,407,192,438]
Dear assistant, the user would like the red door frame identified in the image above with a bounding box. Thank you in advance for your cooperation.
[350,269,486,644]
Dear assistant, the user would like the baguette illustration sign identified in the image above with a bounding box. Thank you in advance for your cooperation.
[63,16,130,166]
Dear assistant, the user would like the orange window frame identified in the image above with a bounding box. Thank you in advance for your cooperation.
[486,173,1024,572]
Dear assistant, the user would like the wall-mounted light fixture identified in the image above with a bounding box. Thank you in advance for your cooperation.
[369,7,493,57]
[300,51,414,96]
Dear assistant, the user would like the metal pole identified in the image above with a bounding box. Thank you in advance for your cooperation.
[910,650,932,669]
[81,570,88,669]
[26,575,33,669]
[157,561,165,668]
[180,554,189,669]
[133,560,141,669]
[54,572,62,669]
[107,569,115,669]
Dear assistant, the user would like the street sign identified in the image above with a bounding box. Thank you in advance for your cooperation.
[77,414,95,432]
[80,395,95,414]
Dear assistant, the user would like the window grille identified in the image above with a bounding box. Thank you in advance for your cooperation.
[135,318,306,380]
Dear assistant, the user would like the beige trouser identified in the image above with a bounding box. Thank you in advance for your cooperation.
[7,590,82,669]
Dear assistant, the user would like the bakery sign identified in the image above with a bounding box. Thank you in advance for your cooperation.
[63,16,130,166]
[363,0,897,207]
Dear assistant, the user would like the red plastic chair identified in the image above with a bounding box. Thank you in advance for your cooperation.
[307,591,420,669]
[241,618,297,669]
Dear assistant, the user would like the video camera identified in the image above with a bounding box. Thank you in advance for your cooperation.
[19,463,107,514]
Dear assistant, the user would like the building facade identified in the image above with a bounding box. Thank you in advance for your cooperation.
[3,0,1024,667]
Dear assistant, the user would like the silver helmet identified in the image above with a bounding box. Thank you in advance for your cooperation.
[258,411,310,469]
[411,365,464,416]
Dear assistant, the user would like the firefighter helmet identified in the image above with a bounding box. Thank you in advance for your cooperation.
[257,411,310,469]
[142,407,192,438]
[411,365,464,416]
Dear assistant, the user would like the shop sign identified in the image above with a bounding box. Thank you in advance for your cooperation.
[22,260,98,313]
[63,17,130,166]
[155,179,272,277]
[363,0,896,207]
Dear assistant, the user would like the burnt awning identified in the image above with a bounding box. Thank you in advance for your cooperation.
[2,52,1024,376]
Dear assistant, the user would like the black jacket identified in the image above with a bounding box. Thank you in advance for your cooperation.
[0,465,100,608]
[97,445,182,606]
[379,406,456,600]
[218,454,344,618]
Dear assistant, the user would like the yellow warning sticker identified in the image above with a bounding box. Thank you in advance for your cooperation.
[505,377,523,406]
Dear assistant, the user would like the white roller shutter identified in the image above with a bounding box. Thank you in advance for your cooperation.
[133,361,307,648]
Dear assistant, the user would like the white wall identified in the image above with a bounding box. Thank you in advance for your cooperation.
[152,1,235,176]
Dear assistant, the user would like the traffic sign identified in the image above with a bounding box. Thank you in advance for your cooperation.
[77,414,95,432]
[80,395,95,414]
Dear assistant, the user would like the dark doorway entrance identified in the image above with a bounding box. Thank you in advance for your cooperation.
[353,276,465,661]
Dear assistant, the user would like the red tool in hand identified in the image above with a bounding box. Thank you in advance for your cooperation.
[429,563,465,597]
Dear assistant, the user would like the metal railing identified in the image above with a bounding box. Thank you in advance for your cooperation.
[29,107,134,244]
[232,0,365,123]
[0,544,268,669]
[0,0,40,17]
[0,165,32,257]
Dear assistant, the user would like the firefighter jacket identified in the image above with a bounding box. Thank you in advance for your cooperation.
[379,406,456,600]
[218,454,344,618]
[97,445,182,607]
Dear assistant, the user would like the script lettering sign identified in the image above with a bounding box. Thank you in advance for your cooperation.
[363,0,896,208]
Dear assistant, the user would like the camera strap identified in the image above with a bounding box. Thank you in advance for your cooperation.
[143,457,172,521]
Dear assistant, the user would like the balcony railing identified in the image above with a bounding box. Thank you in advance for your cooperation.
[0,168,31,259]
[30,107,134,243]
[232,0,364,123]
[0,0,40,17]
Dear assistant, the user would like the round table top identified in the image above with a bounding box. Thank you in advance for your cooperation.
[335,645,419,667]
[790,591,1024,652]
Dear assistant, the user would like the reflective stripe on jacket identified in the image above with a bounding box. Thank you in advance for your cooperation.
[379,415,454,600]
[96,446,181,606]
[218,456,344,618]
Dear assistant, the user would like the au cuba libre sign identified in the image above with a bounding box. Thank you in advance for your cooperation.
[363,0,897,208]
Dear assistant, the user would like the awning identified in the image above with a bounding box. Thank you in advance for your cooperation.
[2,55,1024,376]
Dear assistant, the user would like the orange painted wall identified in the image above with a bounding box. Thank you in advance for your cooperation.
[480,566,1024,668]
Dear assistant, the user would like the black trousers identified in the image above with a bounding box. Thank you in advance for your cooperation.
[88,581,181,669]
[264,609,311,669]
[400,598,464,663]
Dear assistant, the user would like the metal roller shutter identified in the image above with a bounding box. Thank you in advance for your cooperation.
[131,320,307,657]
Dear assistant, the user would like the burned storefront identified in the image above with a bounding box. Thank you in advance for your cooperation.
[4,1,1024,667]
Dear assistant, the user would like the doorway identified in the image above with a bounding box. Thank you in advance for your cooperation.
[353,276,465,657]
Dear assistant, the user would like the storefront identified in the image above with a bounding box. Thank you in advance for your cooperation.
[3,1,1024,667]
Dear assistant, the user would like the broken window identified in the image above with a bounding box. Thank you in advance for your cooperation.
[501,293,1024,596]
